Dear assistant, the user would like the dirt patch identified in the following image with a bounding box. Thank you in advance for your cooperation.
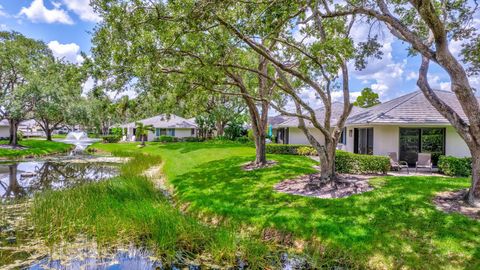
[275,173,374,199]
[434,189,480,220]
[242,160,278,171]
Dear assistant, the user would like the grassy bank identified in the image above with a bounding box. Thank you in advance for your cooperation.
[29,152,275,268]
[0,139,72,159]
[91,142,480,269]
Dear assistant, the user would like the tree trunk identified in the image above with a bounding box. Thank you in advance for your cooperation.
[8,119,20,147]
[467,149,480,206]
[216,121,225,137]
[315,139,337,183]
[254,132,267,165]
[46,129,52,141]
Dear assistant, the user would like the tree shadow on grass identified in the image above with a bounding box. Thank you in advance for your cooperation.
[170,155,480,269]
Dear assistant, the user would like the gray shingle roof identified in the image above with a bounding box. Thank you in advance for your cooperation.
[120,114,197,129]
[276,102,364,128]
[273,90,476,128]
[347,90,474,125]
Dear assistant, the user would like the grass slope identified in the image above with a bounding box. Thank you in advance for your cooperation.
[0,139,72,159]
[92,142,480,269]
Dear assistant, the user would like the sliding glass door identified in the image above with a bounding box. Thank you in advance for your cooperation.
[354,128,374,155]
[399,128,445,166]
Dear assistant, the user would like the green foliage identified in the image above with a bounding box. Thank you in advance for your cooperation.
[335,150,390,174]
[101,135,122,143]
[352,87,381,108]
[157,135,176,143]
[247,130,254,141]
[234,136,250,144]
[224,119,245,140]
[17,130,24,142]
[438,156,472,177]
[265,144,306,155]
[182,137,204,142]
[297,146,318,156]
[110,127,123,137]
[0,139,72,159]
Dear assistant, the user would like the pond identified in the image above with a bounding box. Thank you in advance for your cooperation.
[0,159,119,200]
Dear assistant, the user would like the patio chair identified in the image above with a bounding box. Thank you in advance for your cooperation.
[416,153,433,174]
[388,152,409,173]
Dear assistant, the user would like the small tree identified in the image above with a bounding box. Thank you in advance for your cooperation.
[135,122,154,146]
[353,88,381,108]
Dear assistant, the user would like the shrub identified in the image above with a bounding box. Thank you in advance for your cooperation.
[182,137,204,142]
[438,155,472,177]
[335,150,390,174]
[297,146,318,156]
[157,135,176,143]
[102,135,121,143]
[266,144,307,155]
[235,136,250,144]
[17,130,24,141]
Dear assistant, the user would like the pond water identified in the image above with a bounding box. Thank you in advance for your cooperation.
[0,159,119,200]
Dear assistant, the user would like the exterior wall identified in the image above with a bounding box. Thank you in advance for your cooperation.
[372,126,400,156]
[287,127,325,145]
[445,126,470,157]
[174,128,195,138]
[0,126,9,138]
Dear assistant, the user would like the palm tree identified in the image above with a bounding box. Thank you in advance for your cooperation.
[135,122,154,146]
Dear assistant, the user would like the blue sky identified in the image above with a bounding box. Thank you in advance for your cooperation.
[0,0,478,104]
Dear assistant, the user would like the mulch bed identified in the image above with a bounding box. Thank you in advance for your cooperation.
[433,189,480,220]
[242,160,278,171]
[275,173,374,199]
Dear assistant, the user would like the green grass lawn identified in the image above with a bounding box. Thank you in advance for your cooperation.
[91,142,480,269]
[0,139,72,159]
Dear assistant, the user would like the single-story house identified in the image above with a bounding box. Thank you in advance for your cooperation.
[272,90,474,165]
[120,114,197,142]
[0,120,9,139]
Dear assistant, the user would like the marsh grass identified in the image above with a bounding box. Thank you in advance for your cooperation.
[28,152,275,267]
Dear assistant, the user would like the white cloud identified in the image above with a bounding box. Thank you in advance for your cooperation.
[0,24,8,31]
[61,0,101,22]
[0,4,9,17]
[82,77,94,96]
[47,40,82,63]
[19,0,73,25]
[406,71,418,81]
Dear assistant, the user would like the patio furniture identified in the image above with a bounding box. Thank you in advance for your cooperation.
[416,153,433,173]
[388,152,409,173]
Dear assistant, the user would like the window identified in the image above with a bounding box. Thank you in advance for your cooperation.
[167,129,175,136]
[156,128,167,136]
[191,129,195,136]
[339,128,347,145]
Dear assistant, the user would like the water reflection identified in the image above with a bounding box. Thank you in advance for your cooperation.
[0,161,119,199]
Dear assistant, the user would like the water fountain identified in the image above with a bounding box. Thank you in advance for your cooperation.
[57,131,101,155]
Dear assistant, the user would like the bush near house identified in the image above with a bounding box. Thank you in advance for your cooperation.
[437,155,472,177]
[156,135,177,142]
[265,144,307,155]
[101,135,122,143]
[335,150,390,174]
[266,144,390,174]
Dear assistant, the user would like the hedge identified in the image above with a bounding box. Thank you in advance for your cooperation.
[266,144,390,174]
[265,144,309,155]
[155,135,177,143]
[437,155,472,177]
[101,135,121,143]
[335,150,390,174]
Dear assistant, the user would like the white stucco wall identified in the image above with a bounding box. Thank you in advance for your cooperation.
[287,127,325,145]
[372,126,399,156]
[445,126,470,157]
[174,128,195,138]
[0,126,9,138]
